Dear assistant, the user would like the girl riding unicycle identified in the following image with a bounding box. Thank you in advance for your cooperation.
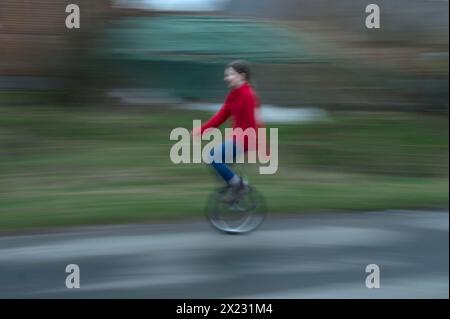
[191,60,268,234]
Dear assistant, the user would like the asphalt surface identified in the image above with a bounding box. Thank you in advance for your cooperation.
[0,210,448,298]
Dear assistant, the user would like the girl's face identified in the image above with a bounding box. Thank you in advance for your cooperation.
[224,67,246,89]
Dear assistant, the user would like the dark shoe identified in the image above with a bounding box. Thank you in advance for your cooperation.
[230,176,250,202]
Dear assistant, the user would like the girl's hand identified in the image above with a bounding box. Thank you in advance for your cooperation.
[191,127,201,138]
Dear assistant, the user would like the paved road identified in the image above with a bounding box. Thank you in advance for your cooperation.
[0,210,448,298]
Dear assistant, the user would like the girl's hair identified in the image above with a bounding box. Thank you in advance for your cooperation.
[228,60,251,82]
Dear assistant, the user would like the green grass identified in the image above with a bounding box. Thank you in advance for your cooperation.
[0,105,448,232]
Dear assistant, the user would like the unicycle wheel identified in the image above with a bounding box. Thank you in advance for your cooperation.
[206,185,267,234]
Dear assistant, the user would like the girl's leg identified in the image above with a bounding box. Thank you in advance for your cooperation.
[209,140,243,185]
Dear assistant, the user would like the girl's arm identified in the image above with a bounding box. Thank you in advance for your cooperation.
[198,103,230,135]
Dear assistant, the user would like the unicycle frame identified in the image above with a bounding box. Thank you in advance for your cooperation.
[205,164,267,234]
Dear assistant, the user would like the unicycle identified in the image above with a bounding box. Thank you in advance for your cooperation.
[206,166,267,234]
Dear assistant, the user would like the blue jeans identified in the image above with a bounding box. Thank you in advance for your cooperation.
[209,140,244,182]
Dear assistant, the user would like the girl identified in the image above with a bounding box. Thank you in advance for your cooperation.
[192,60,264,194]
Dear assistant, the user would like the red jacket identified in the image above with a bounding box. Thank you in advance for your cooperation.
[200,82,264,152]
